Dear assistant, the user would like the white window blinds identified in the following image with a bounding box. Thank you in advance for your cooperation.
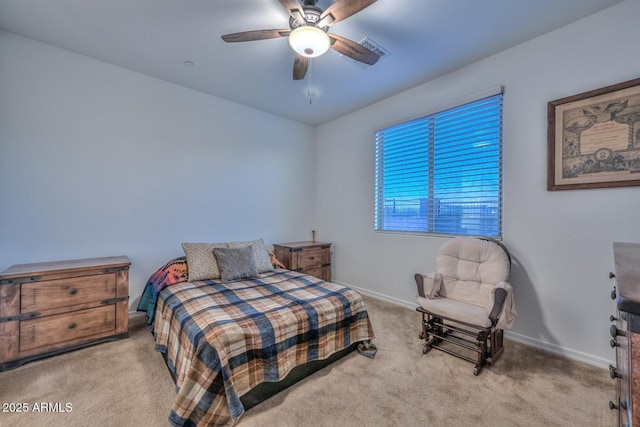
[375,90,503,237]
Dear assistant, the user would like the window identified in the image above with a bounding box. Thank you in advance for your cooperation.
[374,89,503,238]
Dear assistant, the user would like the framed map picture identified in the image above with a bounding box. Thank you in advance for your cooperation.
[547,77,640,190]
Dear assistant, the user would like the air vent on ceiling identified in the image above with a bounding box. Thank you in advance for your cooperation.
[339,37,389,69]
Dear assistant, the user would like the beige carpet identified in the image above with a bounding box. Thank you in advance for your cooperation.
[0,295,615,427]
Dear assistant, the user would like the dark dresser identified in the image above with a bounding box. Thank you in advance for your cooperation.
[610,242,640,426]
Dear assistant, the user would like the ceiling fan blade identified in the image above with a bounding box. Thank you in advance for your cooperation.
[329,34,379,65]
[293,54,309,80]
[279,0,306,27]
[317,0,377,28]
[221,29,290,43]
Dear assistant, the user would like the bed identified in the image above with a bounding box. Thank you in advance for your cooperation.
[137,241,376,427]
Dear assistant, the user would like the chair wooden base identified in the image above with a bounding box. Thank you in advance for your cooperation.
[417,307,504,376]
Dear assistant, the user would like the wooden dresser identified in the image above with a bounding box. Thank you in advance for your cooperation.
[0,256,130,371]
[610,242,640,426]
[273,241,331,282]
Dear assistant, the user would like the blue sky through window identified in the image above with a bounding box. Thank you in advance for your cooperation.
[375,94,503,237]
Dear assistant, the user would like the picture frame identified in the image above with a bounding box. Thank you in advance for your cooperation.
[547,77,640,190]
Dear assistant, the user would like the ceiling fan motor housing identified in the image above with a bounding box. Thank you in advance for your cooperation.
[289,5,327,31]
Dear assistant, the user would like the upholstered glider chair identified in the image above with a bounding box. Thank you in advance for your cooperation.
[415,237,516,375]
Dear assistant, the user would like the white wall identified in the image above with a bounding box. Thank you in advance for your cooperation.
[0,31,316,308]
[2,1,638,368]
[315,0,640,367]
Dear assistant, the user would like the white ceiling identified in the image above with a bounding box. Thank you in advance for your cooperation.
[0,0,625,126]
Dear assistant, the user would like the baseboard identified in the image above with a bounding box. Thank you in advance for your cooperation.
[337,280,614,370]
[129,311,145,320]
[338,281,416,311]
[503,331,613,370]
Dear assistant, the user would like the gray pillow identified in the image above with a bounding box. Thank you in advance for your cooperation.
[212,246,259,282]
[227,239,273,273]
[182,242,227,281]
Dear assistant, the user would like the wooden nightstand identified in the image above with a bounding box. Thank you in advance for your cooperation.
[273,241,331,282]
[0,256,130,371]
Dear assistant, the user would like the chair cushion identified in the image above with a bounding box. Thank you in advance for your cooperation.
[417,296,492,328]
[436,237,510,310]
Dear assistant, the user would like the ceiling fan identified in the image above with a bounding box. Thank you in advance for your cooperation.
[221,0,380,80]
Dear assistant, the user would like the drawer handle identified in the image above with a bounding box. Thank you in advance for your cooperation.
[69,288,78,295]
[610,324,625,338]
[609,364,622,379]
[68,322,77,329]
[609,400,618,410]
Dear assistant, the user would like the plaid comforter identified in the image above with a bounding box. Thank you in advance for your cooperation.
[153,269,376,426]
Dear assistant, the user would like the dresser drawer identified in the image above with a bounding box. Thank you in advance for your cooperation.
[21,274,116,312]
[19,305,116,353]
[297,249,329,270]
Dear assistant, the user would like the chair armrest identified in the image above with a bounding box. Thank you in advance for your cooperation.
[489,287,507,324]
[415,274,426,297]
[489,281,517,329]
[415,273,442,299]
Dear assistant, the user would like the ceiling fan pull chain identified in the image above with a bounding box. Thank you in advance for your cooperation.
[307,58,312,105]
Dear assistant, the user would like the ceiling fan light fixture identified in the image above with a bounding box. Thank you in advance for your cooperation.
[288,26,330,58]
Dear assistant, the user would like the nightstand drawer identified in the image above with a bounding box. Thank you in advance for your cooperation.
[21,274,116,313]
[297,249,329,270]
[303,266,331,281]
[19,305,116,353]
